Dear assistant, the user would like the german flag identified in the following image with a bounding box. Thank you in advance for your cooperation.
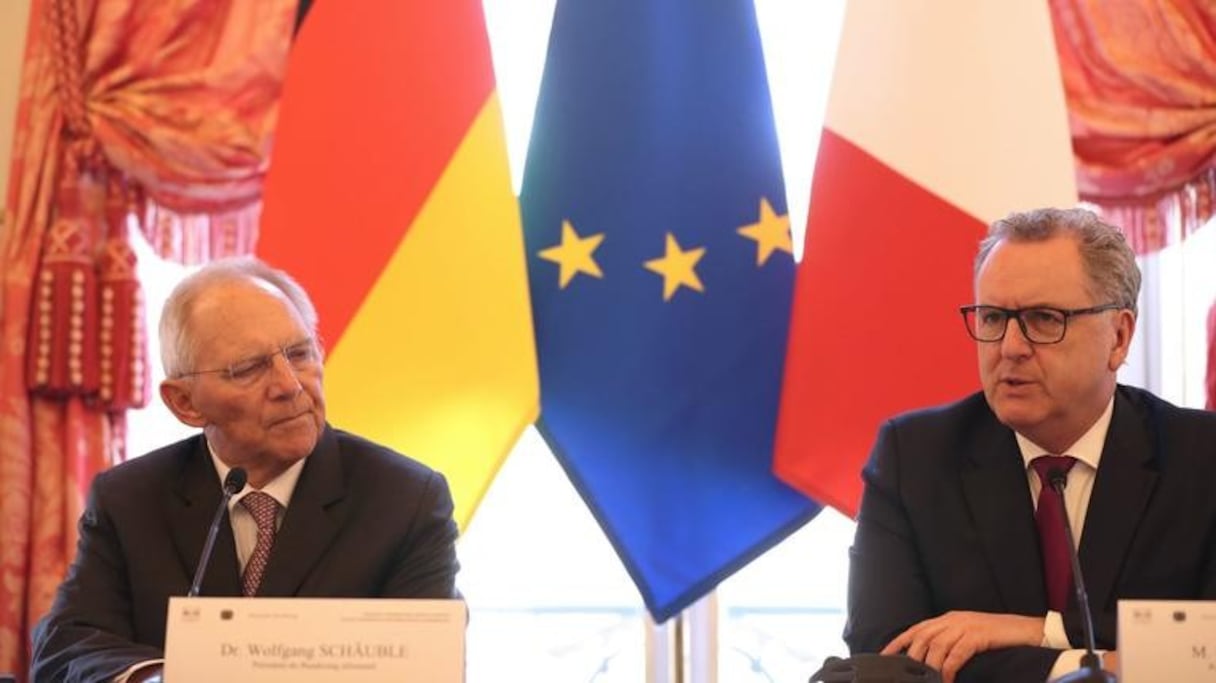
[259,1,538,528]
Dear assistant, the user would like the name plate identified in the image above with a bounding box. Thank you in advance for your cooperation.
[164,597,464,682]
[1118,599,1216,682]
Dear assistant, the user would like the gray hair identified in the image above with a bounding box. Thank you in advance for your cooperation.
[975,207,1141,313]
[159,257,319,378]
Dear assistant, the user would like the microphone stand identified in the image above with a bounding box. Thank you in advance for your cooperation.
[1047,470,1115,683]
[188,467,247,597]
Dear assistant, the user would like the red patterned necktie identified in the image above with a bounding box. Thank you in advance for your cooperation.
[240,491,280,596]
[1031,455,1077,612]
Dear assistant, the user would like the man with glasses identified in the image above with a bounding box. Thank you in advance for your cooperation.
[845,208,1216,683]
[31,258,460,683]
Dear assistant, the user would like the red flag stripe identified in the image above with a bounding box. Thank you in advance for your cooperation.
[260,0,495,347]
[774,130,982,515]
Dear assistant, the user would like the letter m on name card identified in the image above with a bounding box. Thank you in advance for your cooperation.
[164,598,464,682]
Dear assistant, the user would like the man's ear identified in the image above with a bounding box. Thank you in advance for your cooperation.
[1109,308,1137,371]
[160,379,206,428]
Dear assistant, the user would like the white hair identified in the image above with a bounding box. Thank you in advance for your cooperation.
[159,257,319,378]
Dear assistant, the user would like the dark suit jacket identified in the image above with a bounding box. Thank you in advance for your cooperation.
[30,425,459,683]
[845,385,1216,683]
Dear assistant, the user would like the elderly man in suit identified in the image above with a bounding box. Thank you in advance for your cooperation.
[845,208,1216,683]
[31,257,459,683]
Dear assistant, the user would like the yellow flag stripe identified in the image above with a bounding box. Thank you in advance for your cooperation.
[324,93,539,528]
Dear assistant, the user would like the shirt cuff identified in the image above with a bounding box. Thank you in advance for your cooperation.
[114,659,164,683]
[1042,612,1108,678]
[1041,610,1071,648]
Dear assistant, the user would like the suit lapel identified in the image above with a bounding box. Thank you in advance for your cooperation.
[1079,389,1158,612]
[168,437,242,596]
[257,426,345,597]
[961,419,1047,613]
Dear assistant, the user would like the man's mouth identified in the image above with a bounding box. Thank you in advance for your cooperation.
[271,412,308,426]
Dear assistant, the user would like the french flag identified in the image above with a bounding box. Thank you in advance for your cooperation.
[774,1,1079,517]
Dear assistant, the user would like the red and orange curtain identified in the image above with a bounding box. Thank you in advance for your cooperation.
[1051,0,1216,249]
[1051,0,1216,412]
[0,0,294,677]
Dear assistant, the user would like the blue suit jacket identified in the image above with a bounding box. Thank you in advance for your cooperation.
[845,385,1216,683]
[31,425,459,683]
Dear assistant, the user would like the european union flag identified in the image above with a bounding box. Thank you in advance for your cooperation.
[520,0,822,621]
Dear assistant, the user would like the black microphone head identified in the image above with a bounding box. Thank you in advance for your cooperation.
[223,467,247,495]
[1047,657,1115,683]
[809,654,942,682]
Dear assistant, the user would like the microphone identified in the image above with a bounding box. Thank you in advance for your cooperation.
[187,467,247,597]
[1045,468,1114,683]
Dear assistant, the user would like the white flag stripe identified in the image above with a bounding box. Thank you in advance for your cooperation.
[825,0,1076,223]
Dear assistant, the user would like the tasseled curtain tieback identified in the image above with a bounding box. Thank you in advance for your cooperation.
[26,168,150,412]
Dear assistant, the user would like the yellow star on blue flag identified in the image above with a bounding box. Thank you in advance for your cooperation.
[644,233,705,301]
[737,197,793,266]
[538,220,605,288]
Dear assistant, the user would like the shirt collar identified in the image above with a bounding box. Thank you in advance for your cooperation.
[1016,396,1114,471]
[207,439,307,511]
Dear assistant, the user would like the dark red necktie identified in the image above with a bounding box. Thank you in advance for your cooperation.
[1031,455,1077,612]
[240,491,280,596]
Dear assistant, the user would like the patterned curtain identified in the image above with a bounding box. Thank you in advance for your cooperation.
[0,0,293,678]
[1051,0,1216,252]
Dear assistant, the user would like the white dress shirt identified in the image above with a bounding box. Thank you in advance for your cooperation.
[208,447,306,572]
[1014,397,1114,678]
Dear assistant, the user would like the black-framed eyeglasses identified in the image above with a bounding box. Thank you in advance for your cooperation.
[959,304,1123,344]
[176,338,320,386]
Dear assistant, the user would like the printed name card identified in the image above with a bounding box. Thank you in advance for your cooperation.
[164,597,464,682]
[1118,599,1216,683]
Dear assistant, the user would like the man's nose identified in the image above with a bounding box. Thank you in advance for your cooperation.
[999,316,1033,357]
[265,351,303,396]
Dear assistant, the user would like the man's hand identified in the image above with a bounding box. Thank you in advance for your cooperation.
[1102,650,1118,674]
[881,611,1045,683]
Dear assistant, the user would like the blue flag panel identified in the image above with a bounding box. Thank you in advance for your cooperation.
[520,0,822,622]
